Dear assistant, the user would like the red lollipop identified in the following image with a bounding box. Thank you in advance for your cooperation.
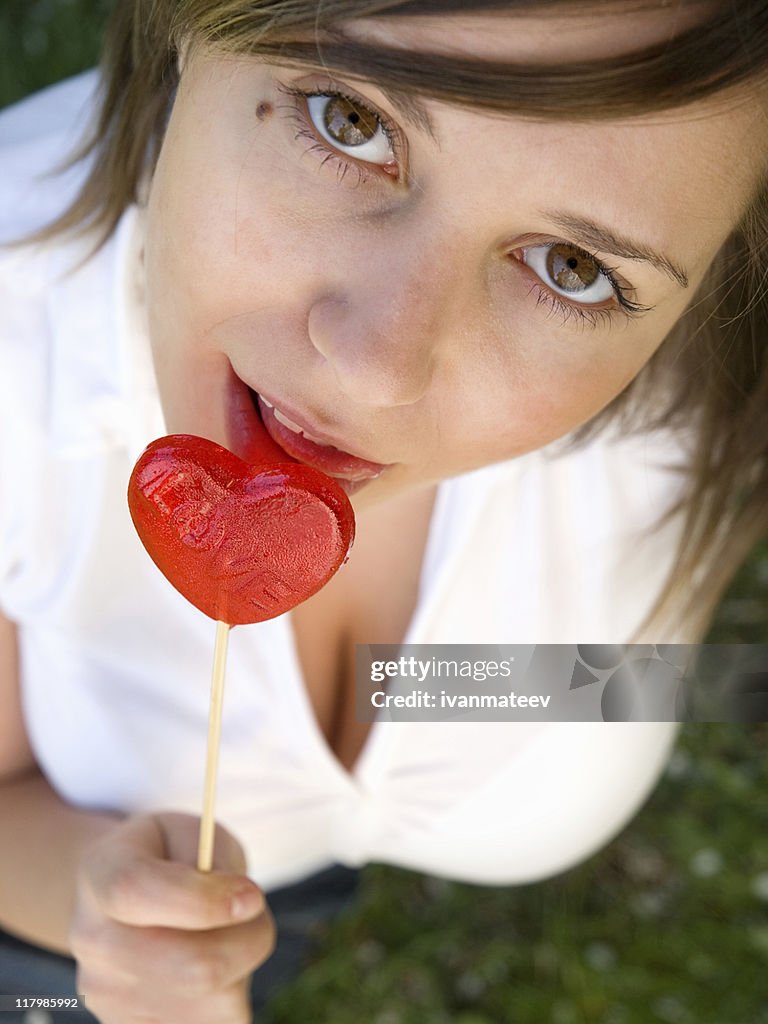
[128,434,355,625]
[128,434,355,869]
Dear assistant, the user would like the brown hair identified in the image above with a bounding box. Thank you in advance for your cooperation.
[21,0,768,640]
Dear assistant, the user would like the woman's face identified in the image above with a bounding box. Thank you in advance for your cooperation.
[143,7,763,511]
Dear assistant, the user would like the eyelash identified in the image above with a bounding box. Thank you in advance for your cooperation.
[520,253,652,329]
[276,81,653,329]
[276,81,401,188]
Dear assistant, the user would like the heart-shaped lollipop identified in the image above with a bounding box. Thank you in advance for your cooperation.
[128,433,356,873]
[128,434,355,625]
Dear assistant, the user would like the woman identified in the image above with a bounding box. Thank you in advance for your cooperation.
[0,1,766,1021]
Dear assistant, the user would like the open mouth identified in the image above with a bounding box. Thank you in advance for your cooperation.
[225,367,389,494]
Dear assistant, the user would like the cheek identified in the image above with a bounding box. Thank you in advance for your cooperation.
[145,169,288,348]
[458,322,666,460]
[145,100,273,317]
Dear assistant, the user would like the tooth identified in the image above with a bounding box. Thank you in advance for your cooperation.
[301,429,332,448]
[272,405,333,447]
[273,407,304,433]
[260,396,273,409]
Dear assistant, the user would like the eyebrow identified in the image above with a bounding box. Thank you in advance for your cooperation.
[538,208,690,289]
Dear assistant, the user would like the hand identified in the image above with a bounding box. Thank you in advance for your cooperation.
[69,811,275,1023]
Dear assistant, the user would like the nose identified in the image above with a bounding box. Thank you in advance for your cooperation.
[307,228,463,407]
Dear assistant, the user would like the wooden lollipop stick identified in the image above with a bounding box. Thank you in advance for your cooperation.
[197,620,231,872]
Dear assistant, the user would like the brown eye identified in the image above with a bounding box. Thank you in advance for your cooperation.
[306,93,396,165]
[546,243,600,294]
[322,95,379,146]
[524,242,615,304]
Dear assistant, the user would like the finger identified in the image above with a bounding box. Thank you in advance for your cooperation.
[76,910,276,1001]
[170,911,277,995]
[84,845,264,930]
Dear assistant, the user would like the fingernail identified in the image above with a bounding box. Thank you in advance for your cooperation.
[231,886,263,920]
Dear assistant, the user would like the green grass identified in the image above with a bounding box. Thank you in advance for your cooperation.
[0,0,113,107]
[3,5,768,1023]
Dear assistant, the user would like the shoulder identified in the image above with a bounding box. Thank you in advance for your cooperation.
[461,422,691,536]
[545,423,690,510]
[0,70,101,249]
[0,77,146,593]
[439,423,694,642]
[0,72,133,443]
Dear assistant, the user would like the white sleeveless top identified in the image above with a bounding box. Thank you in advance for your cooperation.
[0,73,691,890]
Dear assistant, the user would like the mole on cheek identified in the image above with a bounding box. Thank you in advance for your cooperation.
[255,101,273,121]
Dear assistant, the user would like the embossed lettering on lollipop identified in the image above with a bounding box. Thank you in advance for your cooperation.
[141,465,226,550]
[218,558,297,610]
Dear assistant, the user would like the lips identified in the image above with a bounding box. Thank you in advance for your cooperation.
[225,366,390,490]
[257,394,388,481]
[225,366,293,468]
